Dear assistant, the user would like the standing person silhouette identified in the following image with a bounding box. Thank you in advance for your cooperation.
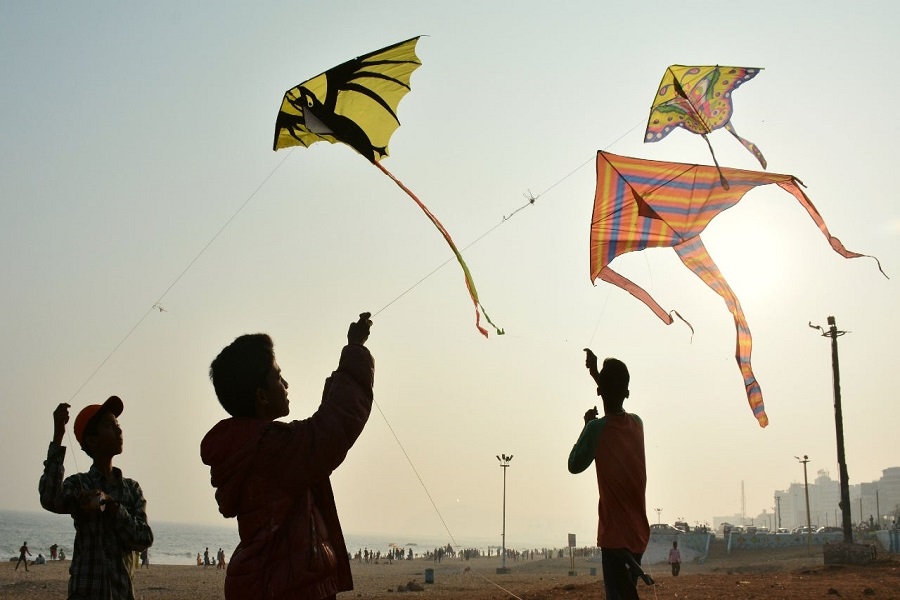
[568,349,650,600]
[201,312,375,600]
[39,396,153,598]
[15,542,31,571]
[668,540,681,576]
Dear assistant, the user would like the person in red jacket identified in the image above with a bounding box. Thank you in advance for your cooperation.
[201,312,374,600]
[568,349,649,600]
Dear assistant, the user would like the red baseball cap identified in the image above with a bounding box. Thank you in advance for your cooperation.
[73,396,124,445]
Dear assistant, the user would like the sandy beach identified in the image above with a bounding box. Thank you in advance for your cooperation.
[2,547,898,599]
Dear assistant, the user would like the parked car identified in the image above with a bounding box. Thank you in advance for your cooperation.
[649,523,682,535]
[816,526,842,534]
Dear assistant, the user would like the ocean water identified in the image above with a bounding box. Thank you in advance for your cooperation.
[0,509,516,566]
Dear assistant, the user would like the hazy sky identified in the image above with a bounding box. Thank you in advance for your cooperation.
[2,2,898,548]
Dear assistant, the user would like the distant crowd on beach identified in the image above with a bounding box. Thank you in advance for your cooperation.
[196,547,227,569]
[11,541,66,570]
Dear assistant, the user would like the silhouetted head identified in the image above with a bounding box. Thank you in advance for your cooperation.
[597,358,630,408]
[74,396,124,459]
[210,334,278,418]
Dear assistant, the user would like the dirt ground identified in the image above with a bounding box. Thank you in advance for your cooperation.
[2,546,898,599]
[348,546,900,600]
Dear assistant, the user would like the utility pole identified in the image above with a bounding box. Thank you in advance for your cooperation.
[496,454,513,574]
[810,316,853,544]
[795,455,812,554]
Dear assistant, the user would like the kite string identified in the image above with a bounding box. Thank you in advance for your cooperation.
[66,148,297,404]
[371,397,523,600]
[373,117,645,318]
[61,149,297,471]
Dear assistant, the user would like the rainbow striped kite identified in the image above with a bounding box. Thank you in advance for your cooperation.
[590,151,884,427]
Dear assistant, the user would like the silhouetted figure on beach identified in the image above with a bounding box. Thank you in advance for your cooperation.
[568,350,650,600]
[668,541,681,576]
[15,542,31,571]
[201,312,375,600]
[49,543,58,561]
[39,397,153,599]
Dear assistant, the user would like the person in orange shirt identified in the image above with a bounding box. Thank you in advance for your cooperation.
[568,349,650,600]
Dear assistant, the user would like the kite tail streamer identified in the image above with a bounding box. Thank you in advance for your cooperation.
[373,161,504,337]
[724,122,767,169]
[598,266,673,325]
[777,179,889,279]
[674,237,768,428]
[597,267,695,337]
[701,134,730,190]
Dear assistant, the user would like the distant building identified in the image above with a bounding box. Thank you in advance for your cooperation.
[774,467,900,530]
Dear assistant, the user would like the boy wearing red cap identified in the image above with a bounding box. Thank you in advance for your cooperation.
[39,396,153,600]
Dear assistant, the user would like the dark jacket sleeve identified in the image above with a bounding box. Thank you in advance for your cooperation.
[257,343,375,490]
[39,443,79,514]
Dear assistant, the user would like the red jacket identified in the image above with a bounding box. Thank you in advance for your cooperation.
[200,344,374,600]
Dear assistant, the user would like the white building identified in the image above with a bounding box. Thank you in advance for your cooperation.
[773,467,900,531]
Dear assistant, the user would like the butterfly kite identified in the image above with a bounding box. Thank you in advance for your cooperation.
[645,65,767,189]
[273,36,502,337]
[590,151,885,427]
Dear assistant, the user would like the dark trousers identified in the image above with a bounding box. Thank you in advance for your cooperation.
[601,548,643,600]
[671,561,680,576]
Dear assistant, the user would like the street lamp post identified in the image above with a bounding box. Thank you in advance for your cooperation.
[654,508,662,525]
[496,454,513,574]
[795,455,812,554]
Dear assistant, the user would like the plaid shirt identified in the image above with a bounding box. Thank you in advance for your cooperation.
[39,442,153,600]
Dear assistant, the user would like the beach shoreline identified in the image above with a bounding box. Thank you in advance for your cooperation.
[3,546,898,599]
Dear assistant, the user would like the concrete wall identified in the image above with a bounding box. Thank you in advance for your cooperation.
[874,529,900,554]
[645,533,711,564]
[727,531,844,553]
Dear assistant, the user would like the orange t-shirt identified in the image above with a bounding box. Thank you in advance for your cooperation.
[568,413,649,553]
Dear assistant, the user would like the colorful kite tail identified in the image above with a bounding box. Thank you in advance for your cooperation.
[700,134,730,190]
[724,122,767,169]
[674,237,768,427]
[777,179,889,279]
[373,161,504,337]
